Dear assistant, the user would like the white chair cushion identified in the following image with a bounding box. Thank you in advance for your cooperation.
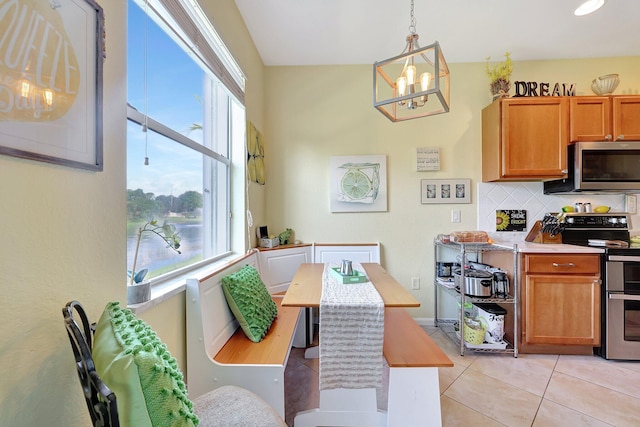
[193,385,286,427]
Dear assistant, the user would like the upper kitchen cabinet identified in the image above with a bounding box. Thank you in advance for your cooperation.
[570,95,640,142]
[482,97,569,182]
[569,96,611,142]
[613,96,640,141]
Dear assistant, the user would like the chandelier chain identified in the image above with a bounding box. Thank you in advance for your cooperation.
[408,0,417,34]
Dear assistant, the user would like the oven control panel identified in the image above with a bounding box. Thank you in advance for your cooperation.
[562,213,630,229]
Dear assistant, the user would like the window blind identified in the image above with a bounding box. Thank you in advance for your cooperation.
[155,0,245,104]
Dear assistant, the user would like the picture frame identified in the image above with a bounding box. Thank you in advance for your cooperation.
[0,0,105,171]
[421,178,471,204]
[330,155,387,213]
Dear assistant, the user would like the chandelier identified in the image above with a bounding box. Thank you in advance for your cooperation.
[373,0,450,122]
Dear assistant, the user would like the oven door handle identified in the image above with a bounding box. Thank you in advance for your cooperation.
[609,293,640,301]
[608,255,640,262]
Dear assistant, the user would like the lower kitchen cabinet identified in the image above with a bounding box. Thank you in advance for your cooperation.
[520,254,601,352]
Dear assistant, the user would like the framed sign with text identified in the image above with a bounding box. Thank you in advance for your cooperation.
[0,0,105,171]
[496,210,527,231]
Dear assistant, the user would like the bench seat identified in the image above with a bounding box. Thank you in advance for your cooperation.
[186,251,300,420]
[383,307,454,368]
[385,307,453,427]
[214,296,300,365]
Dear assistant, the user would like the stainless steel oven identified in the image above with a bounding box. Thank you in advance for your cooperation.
[559,213,640,360]
[601,253,640,360]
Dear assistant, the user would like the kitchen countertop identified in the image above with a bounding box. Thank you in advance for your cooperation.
[492,241,604,254]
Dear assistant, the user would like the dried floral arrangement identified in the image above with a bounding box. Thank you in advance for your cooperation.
[485,52,513,99]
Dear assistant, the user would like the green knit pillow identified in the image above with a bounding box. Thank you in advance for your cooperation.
[93,302,199,427]
[221,265,278,343]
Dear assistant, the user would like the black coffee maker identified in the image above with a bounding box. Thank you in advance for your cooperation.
[492,271,509,298]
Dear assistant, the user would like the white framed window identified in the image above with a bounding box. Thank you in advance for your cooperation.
[126,0,245,283]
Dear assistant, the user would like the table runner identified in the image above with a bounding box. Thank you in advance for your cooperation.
[319,262,384,391]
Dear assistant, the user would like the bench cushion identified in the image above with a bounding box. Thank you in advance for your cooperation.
[221,265,278,342]
[93,302,199,427]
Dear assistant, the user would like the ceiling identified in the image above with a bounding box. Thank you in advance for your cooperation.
[233,0,640,66]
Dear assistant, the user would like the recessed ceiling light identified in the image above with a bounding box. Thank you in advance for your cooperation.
[574,0,607,16]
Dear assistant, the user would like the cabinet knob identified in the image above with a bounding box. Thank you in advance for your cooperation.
[561,169,568,174]
[605,134,612,141]
[552,262,575,267]
[616,134,625,141]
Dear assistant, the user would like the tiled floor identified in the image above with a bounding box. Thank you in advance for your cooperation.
[284,326,640,426]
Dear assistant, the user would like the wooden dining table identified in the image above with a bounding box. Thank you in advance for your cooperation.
[281,262,443,427]
[281,262,420,308]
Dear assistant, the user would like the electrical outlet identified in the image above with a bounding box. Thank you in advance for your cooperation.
[411,277,420,290]
[451,209,461,223]
[626,194,637,214]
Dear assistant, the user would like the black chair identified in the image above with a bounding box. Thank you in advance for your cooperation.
[63,301,119,427]
[63,301,286,427]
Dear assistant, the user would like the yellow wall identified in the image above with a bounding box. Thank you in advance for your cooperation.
[197,0,268,249]
[263,57,640,317]
[0,0,638,423]
[0,0,264,425]
[0,0,127,424]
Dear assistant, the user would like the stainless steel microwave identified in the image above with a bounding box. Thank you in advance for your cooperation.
[544,141,640,194]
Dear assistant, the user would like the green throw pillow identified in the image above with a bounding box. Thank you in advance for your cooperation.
[93,302,199,427]
[221,264,278,343]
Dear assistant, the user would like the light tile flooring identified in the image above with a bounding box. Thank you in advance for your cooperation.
[284,326,640,427]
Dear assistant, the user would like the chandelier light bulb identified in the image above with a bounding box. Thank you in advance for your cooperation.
[406,65,417,86]
[396,76,407,97]
[420,72,431,91]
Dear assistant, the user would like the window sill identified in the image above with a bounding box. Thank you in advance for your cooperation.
[127,252,241,315]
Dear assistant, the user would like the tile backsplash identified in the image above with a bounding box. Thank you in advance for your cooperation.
[477,182,638,241]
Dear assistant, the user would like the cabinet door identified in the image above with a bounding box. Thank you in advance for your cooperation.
[501,98,568,179]
[522,274,600,346]
[612,96,640,141]
[569,96,612,142]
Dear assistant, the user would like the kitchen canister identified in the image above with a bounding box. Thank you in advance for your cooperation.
[474,303,507,343]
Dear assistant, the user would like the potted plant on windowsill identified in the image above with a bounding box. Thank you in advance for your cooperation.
[127,219,181,304]
[485,52,513,101]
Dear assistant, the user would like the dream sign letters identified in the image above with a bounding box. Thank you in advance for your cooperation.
[513,81,576,97]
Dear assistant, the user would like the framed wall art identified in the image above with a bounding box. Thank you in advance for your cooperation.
[0,0,105,171]
[330,155,387,213]
[247,121,265,184]
[421,179,471,204]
